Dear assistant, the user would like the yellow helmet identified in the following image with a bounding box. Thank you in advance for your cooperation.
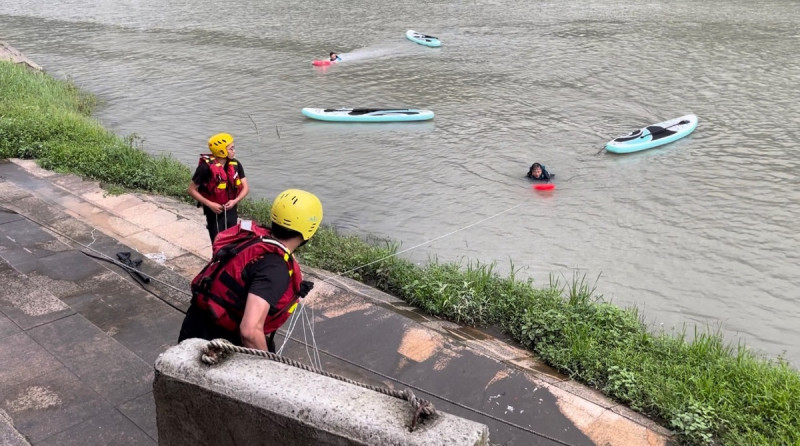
[271,189,323,241]
[208,133,233,158]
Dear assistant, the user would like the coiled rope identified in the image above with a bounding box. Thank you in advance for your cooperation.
[201,338,437,431]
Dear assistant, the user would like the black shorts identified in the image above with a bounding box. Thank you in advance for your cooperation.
[203,206,238,243]
[178,303,241,346]
[177,303,276,352]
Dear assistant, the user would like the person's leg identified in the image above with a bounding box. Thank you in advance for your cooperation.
[178,303,241,345]
[204,208,219,242]
[178,303,211,343]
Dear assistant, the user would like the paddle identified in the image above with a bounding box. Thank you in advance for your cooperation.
[596,119,690,154]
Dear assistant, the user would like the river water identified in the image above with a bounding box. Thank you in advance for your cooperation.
[2,0,799,366]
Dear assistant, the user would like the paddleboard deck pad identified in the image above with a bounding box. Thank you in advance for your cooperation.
[605,114,698,153]
[302,107,435,122]
[406,30,441,47]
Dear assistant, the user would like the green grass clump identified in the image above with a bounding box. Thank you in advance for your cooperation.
[0,61,190,197]
[3,60,799,445]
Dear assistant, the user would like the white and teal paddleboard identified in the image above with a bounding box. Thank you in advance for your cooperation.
[405,30,441,48]
[605,114,698,154]
[301,108,435,123]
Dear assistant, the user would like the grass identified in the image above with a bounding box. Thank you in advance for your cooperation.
[0,61,190,197]
[2,60,799,445]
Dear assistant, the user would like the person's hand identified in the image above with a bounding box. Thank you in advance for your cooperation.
[298,281,314,298]
[208,202,224,214]
[224,199,238,210]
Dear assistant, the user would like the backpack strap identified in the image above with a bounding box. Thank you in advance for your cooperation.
[193,234,264,295]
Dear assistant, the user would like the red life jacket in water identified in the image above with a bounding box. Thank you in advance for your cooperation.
[197,154,242,205]
[191,221,302,335]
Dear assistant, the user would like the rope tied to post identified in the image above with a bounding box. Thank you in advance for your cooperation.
[200,339,437,430]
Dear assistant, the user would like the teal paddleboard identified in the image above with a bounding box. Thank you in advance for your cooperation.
[301,108,434,123]
[605,114,698,154]
[405,30,441,48]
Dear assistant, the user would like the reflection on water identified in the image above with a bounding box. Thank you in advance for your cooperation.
[1,0,799,367]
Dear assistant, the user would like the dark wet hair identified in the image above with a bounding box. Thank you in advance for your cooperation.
[330,52,337,57]
[271,223,303,241]
[527,162,544,178]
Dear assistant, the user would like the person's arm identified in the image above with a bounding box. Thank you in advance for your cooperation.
[240,255,291,350]
[226,178,249,209]
[188,181,224,213]
[188,164,224,213]
[240,293,270,350]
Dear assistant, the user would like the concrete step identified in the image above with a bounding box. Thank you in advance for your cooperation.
[0,159,212,278]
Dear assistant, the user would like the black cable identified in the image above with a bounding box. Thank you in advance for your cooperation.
[80,251,187,314]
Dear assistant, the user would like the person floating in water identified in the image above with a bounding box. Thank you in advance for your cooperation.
[329,52,342,62]
[526,162,553,181]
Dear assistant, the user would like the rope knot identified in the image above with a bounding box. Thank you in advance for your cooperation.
[403,388,437,431]
[201,338,236,365]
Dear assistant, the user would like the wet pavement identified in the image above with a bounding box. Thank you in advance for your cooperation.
[0,159,672,445]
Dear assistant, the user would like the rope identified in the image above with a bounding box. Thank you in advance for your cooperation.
[283,336,577,446]
[3,203,577,444]
[201,338,437,431]
[0,204,193,298]
[317,202,525,284]
[1,203,578,443]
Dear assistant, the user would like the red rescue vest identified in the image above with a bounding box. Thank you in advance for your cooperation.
[191,221,302,335]
[197,154,242,205]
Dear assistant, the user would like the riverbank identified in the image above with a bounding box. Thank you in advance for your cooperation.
[2,58,798,445]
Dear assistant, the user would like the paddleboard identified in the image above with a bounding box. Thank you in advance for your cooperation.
[301,108,435,123]
[406,30,441,48]
[312,60,335,66]
[605,114,698,154]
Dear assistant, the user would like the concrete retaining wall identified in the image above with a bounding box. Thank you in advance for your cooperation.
[154,339,489,446]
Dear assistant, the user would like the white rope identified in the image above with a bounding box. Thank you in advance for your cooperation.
[86,228,98,249]
[280,202,526,366]
[299,304,314,367]
[302,303,322,369]
[277,304,302,355]
[319,202,525,285]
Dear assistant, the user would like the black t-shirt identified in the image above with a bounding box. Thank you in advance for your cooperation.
[192,158,246,188]
[241,253,291,311]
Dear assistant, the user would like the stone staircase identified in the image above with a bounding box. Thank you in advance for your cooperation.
[0,161,194,444]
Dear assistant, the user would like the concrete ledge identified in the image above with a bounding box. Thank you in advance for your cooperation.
[0,42,42,71]
[154,339,489,446]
